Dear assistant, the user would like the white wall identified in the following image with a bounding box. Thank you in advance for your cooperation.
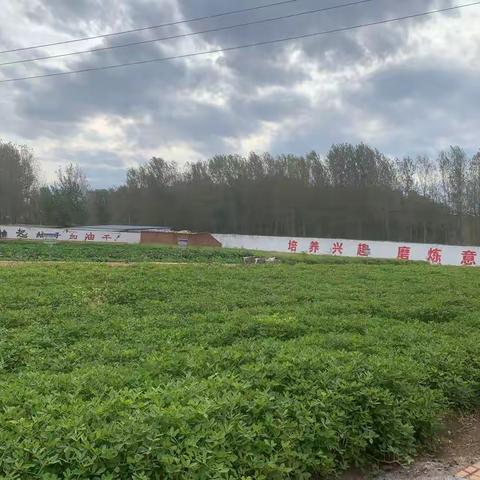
[2,226,478,266]
[213,234,479,267]
[0,226,140,244]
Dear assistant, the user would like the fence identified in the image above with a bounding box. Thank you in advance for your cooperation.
[0,226,140,244]
[2,226,479,266]
[212,234,479,267]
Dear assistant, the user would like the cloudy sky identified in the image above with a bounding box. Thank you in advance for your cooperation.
[1,0,479,188]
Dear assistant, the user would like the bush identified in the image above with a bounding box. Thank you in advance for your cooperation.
[0,259,479,478]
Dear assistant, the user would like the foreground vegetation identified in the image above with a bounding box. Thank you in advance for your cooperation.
[0,250,479,478]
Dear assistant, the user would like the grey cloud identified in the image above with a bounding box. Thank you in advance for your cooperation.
[344,63,480,152]
[44,148,129,187]
[60,149,127,168]
[86,165,128,188]
[22,0,132,37]
[273,63,480,158]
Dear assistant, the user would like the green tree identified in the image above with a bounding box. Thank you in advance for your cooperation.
[40,164,89,226]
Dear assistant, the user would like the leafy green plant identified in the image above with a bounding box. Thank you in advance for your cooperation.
[0,240,407,266]
[0,258,479,478]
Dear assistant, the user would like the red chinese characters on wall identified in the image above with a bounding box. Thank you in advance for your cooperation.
[427,247,442,265]
[332,242,343,255]
[461,250,477,266]
[397,246,411,260]
[281,238,479,266]
[357,243,371,257]
[84,232,96,241]
[288,240,298,253]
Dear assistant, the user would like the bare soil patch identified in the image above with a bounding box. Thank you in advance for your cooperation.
[341,413,480,480]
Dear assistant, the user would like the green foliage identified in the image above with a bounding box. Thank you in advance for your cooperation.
[0,241,405,266]
[0,241,251,264]
[0,258,480,479]
[39,164,89,227]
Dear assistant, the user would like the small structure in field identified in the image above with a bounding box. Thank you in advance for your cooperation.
[243,256,280,265]
[266,257,281,264]
[141,230,221,247]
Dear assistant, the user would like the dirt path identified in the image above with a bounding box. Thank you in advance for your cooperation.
[342,413,480,480]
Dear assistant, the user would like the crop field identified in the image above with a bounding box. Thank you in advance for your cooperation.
[0,240,403,265]
[1,242,480,479]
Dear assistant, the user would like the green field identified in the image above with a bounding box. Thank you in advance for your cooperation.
[0,244,479,479]
[0,240,408,265]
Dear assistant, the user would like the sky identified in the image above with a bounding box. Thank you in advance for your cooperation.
[0,0,479,188]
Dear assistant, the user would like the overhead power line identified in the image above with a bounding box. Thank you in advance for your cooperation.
[1,1,478,85]
[0,0,377,67]
[0,0,300,55]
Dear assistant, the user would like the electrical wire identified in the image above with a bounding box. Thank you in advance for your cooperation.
[0,0,377,67]
[0,0,301,55]
[1,1,478,85]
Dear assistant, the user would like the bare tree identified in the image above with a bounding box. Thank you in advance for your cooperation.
[39,163,89,226]
[0,141,38,224]
[414,155,435,198]
[467,151,480,216]
[438,146,468,215]
[3,138,480,245]
[396,157,416,195]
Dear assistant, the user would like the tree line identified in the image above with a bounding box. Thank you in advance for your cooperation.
[1,139,480,245]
